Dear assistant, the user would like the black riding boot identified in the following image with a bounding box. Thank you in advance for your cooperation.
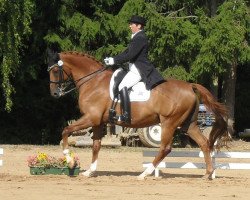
[119,87,131,124]
[108,91,119,123]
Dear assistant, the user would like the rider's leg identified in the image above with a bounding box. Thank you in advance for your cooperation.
[119,87,131,123]
[118,64,141,91]
[118,64,141,123]
[109,68,127,123]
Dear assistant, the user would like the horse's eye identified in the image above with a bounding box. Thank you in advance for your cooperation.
[52,68,59,77]
[53,72,59,76]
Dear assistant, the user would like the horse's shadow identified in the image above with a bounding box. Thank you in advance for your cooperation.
[80,169,139,177]
[79,169,204,179]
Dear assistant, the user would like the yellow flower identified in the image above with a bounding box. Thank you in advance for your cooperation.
[37,152,47,161]
[27,152,80,168]
[69,151,74,158]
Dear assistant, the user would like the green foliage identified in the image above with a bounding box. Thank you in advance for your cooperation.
[0,0,34,111]
[163,66,190,80]
[191,0,250,79]
[0,0,249,143]
[147,16,202,72]
[146,0,208,14]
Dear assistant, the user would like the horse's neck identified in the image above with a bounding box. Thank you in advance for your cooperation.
[71,57,102,79]
[62,52,111,87]
[78,70,112,99]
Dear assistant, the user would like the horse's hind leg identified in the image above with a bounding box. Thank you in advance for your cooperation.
[138,121,174,180]
[187,122,214,179]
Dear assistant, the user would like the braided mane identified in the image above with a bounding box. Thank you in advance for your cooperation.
[61,51,103,66]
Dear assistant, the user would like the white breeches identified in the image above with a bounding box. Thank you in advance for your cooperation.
[118,64,141,91]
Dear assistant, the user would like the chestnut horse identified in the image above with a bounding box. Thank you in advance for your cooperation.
[48,51,230,180]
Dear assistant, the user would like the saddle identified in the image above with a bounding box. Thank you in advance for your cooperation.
[109,68,150,124]
[109,68,150,102]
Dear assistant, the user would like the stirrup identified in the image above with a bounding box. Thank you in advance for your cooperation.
[119,113,131,124]
[109,109,118,123]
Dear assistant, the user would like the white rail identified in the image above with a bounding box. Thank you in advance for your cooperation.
[143,150,250,178]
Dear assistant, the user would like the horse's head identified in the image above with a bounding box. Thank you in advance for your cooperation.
[47,51,108,98]
[47,51,73,98]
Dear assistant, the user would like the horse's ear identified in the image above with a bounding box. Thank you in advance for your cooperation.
[47,48,59,59]
[47,48,60,66]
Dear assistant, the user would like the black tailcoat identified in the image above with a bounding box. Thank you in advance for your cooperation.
[113,31,165,90]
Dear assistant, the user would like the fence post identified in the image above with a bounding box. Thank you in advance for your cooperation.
[0,148,3,166]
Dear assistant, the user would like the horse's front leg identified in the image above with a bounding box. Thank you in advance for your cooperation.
[62,129,76,169]
[82,125,104,177]
[62,116,95,168]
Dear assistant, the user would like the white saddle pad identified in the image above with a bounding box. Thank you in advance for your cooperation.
[109,68,150,102]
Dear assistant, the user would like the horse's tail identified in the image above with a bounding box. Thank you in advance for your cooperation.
[192,83,230,150]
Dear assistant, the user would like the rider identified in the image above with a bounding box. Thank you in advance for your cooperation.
[104,15,165,124]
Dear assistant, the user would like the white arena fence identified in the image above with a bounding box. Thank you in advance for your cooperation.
[0,148,3,166]
[143,150,250,179]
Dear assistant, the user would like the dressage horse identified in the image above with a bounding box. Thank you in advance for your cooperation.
[48,51,230,180]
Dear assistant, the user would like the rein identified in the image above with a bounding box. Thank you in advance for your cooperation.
[48,60,108,97]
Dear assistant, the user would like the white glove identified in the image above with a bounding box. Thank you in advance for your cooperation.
[104,57,114,65]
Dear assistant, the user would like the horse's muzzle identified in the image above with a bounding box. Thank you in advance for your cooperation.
[50,88,62,98]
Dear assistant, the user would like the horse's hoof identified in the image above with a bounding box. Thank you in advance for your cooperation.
[82,169,96,177]
[137,176,145,181]
[202,172,214,180]
[137,174,146,181]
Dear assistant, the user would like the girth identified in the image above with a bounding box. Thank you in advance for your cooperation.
[112,69,127,99]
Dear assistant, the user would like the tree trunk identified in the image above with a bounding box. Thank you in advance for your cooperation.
[210,0,218,16]
[222,62,237,135]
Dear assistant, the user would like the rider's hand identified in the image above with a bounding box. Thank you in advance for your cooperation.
[104,57,114,65]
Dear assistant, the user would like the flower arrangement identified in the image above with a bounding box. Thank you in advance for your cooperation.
[27,152,80,168]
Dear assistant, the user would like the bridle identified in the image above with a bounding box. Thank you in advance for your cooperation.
[47,60,108,97]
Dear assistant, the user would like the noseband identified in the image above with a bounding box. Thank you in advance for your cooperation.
[48,60,107,97]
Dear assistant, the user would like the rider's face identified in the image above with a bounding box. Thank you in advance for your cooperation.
[129,23,141,34]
